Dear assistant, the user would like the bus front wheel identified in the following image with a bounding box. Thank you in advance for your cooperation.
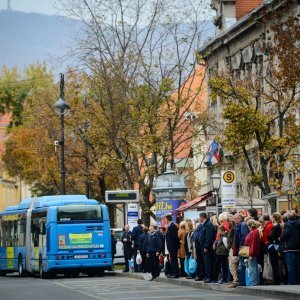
[0,270,6,277]
[18,255,24,277]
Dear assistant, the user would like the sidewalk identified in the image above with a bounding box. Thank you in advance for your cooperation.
[112,270,300,300]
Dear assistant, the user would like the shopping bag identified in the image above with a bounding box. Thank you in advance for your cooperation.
[136,252,142,265]
[188,257,197,274]
[263,254,273,282]
[184,257,190,275]
[245,267,251,286]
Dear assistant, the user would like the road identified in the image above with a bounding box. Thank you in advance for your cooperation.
[0,273,274,300]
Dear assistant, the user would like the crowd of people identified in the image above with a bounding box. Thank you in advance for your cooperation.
[111,208,300,286]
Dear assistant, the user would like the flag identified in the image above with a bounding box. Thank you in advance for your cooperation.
[205,140,220,166]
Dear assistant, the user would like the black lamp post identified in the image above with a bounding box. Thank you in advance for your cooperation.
[54,74,70,195]
[211,171,221,215]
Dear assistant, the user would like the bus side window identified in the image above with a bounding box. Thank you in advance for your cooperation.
[18,219,26,247]
[39,219,46,247]
[12,221,18,246]
[31,219,39,247]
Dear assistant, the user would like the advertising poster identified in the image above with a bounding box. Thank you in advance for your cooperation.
[155,199,185,227]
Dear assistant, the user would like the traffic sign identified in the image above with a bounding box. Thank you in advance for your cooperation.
[221,170,236,209]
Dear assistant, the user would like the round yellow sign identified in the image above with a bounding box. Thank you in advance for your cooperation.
[223,171,235,184]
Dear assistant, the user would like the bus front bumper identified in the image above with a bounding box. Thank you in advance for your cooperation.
[46,258,112,271]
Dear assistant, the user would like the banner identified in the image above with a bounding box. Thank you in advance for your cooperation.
[155,199,185,227]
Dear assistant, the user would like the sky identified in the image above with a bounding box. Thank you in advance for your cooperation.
[0,0,58,15]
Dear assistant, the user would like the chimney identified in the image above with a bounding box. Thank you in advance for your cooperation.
[236,0,262,20]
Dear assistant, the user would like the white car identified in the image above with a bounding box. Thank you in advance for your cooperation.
[112,228,125,264]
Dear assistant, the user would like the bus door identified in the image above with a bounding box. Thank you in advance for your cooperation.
[30,212,46,271]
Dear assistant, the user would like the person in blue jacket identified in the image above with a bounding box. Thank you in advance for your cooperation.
[280,211,300,285]
[132,219,144,272]
[145,225,162,280]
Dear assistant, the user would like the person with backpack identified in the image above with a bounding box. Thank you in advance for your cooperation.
[213,225,229,284]
[227,213,240,288]
[280,210,300,285]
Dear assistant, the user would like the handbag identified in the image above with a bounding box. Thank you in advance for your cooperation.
[188,257,197,274]
[238,246,250,257]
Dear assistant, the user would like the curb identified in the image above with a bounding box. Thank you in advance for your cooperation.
[111,271,300,300]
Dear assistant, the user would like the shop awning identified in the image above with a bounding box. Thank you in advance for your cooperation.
[176,192,212,212]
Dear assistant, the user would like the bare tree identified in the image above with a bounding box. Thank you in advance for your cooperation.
[57,0,212,224]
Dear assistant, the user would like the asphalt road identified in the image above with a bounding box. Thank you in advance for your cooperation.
[0,273,274,300]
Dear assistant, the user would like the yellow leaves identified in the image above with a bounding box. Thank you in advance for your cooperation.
[209,76,253,105]
[222,102,268,151]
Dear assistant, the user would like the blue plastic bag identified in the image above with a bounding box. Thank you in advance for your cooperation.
[184,257,190,274]
[245,267,251,286]
[188,258,197,274]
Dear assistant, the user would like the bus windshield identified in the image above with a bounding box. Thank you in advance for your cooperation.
[57,205,102,222]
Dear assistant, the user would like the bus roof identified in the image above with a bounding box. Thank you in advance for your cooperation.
[2,195,99,213]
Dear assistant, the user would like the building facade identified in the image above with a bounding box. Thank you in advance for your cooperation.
[0,113,32,211]
[199,0,300,213]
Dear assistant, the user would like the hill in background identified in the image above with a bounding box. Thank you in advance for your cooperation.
[0,10,81,71]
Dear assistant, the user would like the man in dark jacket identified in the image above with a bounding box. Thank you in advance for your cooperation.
[132,219,144,272]
[121,224,133,272]
[165,214,180,278]
[110,229,117,270]
[138,227,149,273]
[145,225,163,280]
[199,213,216,283]
[280,211,300,285]
[193,221,205,281]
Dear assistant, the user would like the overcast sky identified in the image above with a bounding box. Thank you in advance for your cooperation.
[0,0,58,15]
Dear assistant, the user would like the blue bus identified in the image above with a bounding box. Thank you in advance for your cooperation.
[0,195,112,278]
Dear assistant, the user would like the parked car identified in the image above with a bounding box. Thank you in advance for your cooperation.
[112,228,125,264]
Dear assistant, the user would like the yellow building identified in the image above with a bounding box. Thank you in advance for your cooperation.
[0,114,31,211]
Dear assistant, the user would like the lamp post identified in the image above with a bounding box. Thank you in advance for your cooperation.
[54,74,70,195]
[211,171,221,215]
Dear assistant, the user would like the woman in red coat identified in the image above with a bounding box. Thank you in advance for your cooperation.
[244,219,261,286]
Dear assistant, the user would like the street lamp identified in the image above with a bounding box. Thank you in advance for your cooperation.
[211,171,221,215]
[54,74,70,195]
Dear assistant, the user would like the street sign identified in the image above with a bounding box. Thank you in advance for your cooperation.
[105,190,139,203]
[221,170,236,209]
[127,203,139,230]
